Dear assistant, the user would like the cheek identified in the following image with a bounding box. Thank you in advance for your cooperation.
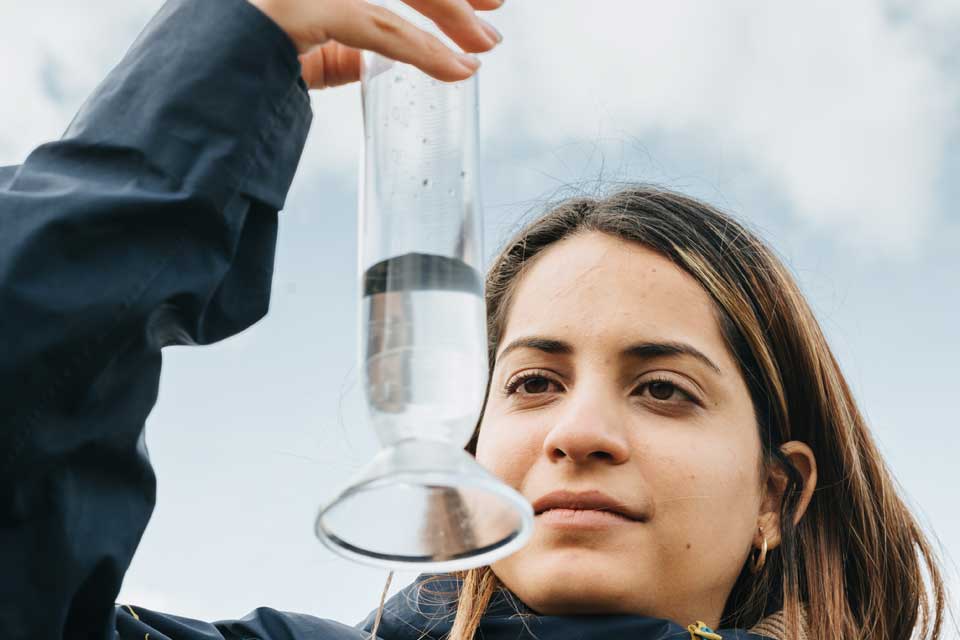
[475,418,540,488]
[648,429,763,561]
[659,451,758,521]
[665,423,758,499]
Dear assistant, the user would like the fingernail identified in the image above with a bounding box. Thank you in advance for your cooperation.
[457,53,482,71]
[480,19,503,44]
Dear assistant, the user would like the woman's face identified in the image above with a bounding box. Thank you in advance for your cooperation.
[476,231,764,627]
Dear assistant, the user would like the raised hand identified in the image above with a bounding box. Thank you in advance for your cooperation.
[247,0,505,89]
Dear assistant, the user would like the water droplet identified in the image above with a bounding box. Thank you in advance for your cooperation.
[447,188,456,196]
[409,100,415,107]
[460,170,467,178]
[421,137,428,144]
[422,178,430,187]
[428,104,435,110]
[394,75,403,83]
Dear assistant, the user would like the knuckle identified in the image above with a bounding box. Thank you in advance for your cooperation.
[422,33,449,57]
[367,5,404,37]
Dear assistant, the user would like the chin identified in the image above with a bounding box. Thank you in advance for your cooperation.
[492,546,646,616]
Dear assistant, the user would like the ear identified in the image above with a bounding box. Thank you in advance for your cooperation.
[756,441,817,551]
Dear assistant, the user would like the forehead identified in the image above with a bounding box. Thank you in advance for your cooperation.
[500,231,726,359]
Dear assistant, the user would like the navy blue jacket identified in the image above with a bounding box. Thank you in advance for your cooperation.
[0,1,771,638]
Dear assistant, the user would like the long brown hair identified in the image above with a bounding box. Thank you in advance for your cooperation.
[437,185,947,640]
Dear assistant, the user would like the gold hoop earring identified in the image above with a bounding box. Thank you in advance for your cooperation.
[750,527,768,574]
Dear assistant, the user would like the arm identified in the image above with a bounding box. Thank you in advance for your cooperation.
[0,1,500,637]
[0,1,311,638]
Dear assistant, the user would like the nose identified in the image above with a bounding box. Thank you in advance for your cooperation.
[542,384,631,465]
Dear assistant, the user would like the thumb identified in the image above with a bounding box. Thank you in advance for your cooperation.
[299,42,362,90]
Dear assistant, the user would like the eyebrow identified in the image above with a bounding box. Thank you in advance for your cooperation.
[496,336,722,374]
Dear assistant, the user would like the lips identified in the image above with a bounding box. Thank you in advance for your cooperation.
[532,489,644,522]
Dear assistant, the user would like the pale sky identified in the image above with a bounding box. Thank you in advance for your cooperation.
[2,0,958,630]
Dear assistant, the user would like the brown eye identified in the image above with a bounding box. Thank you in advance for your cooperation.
[648,381,678,401]
[505,373,556,395]
[519,376,550,394]
[638,378,700,407]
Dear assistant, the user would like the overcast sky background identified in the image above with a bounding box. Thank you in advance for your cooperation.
[2,0,959,631]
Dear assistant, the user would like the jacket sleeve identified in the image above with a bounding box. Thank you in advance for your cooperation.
[0,1,312,638]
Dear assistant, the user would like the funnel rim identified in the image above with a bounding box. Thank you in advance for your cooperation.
[315,469,534,571]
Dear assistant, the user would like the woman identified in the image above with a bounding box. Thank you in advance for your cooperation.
[0,0,946,639]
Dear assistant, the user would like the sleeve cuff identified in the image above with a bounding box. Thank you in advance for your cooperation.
[62,0,313,211]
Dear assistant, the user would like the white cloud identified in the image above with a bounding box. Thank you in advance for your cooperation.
[2,0,957,253]
[479,0,958,252]
[0,1,161,159]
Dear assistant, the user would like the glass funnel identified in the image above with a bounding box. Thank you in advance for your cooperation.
[314,5,533,571]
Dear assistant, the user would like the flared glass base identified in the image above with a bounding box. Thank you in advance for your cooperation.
[315,439,534,571]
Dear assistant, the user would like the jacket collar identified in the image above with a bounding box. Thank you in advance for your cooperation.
[357,573,772,640]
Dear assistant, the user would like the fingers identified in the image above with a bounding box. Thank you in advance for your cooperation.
[300,43,361,90]
[318,0,486,82]
[466,0,505,10]
[401,0,502,53]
